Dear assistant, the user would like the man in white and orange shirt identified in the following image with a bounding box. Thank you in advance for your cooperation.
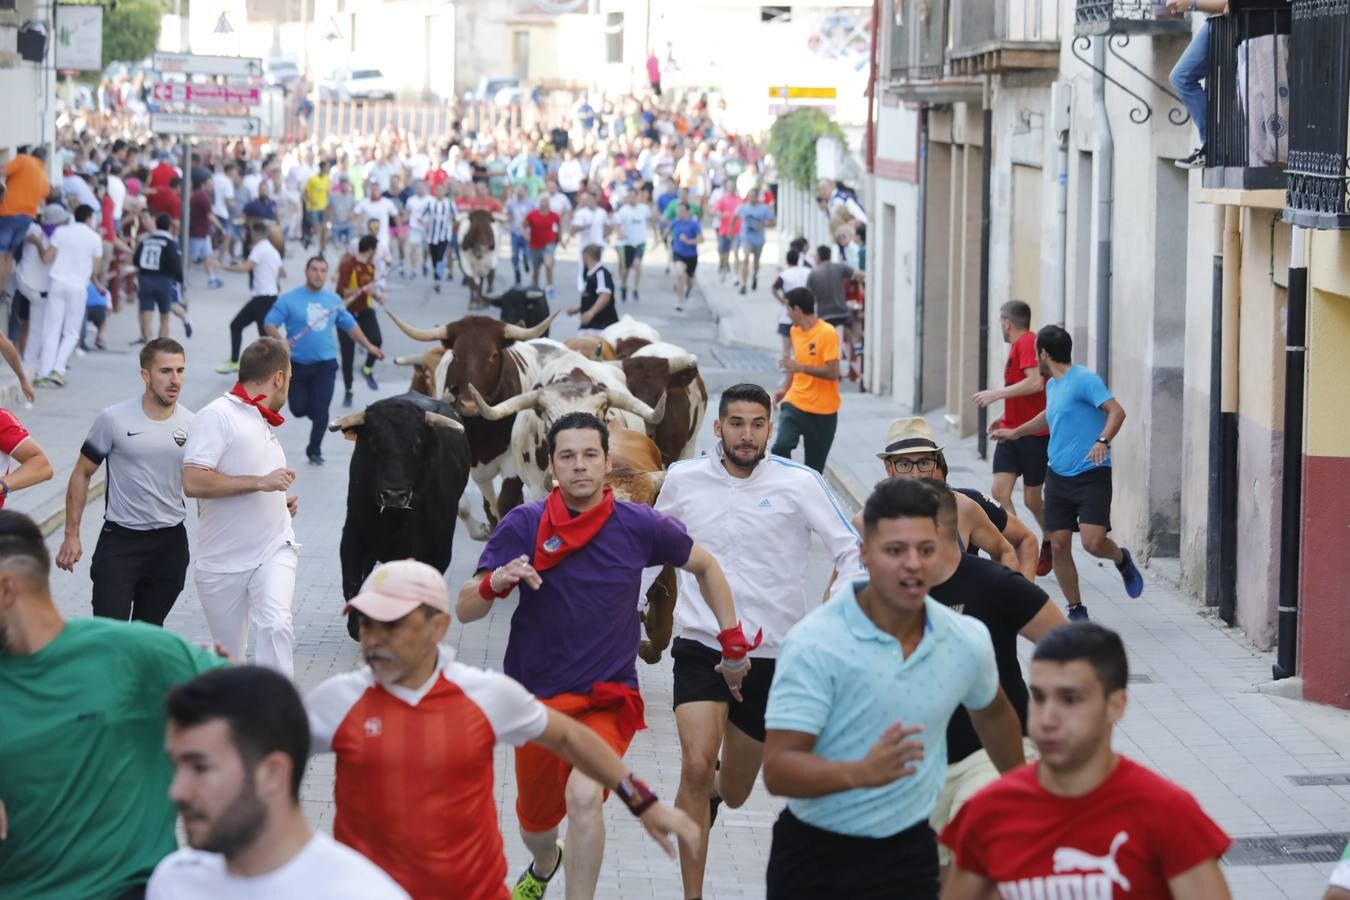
[0,407,52,508]
[307,558,699,900]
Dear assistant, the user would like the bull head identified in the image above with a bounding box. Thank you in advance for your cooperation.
[327,409,464,435]
[466,383,541,421]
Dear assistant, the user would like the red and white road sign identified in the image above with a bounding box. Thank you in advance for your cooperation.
[151,82,261,106]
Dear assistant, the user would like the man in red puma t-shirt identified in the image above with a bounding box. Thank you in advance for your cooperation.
[940,624,1231,900]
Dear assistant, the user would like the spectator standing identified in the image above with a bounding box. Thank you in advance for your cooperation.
[264,256,383,465]
[57,339,194,625]
[805,245,860,380]
[770,247,811,357]
[218,220,285,374]
[0,147,50,294]
[1169,1,1229,169]
[38,204,104,388]
[771,288,841,474]
[647,52,662,96]
[181,337,299,675]
[0,510,226,900]
[134,213,192,343]
[335,236,385,408]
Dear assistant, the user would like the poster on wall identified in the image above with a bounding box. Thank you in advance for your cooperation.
[55,4,103,72]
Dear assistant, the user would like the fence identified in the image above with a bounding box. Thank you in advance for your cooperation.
[308,99,528,143]
[1284,0,1350,229]
[1204,4,1291,184]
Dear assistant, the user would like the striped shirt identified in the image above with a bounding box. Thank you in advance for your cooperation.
[426,197,456,244]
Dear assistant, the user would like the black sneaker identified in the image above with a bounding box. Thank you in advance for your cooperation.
[342,390,353,408]
[1175,146,1206,169]
[709,793,723,830]
[621,286,628,301]
[307,452,324,466]
[1066,603,1090,622]
[752,275,757,291]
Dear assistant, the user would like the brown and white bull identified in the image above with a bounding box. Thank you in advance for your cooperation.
[613,341,709,467]
[564,334,617,361]
[601,314,661,358]
[459,209,498,309]
[385,308,560,539]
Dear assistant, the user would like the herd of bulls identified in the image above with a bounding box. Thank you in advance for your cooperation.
[333,300,708,658]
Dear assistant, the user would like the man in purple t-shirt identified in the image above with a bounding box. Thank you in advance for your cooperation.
[457,411,754,899]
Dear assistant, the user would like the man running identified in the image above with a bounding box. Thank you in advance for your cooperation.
[710,182,741,285]
[335,236,386,409]
[669,202,701,312]
[770,247,811,357]
[425,181,457,294]
[568,244,618,334]
[264,255,383,465]
[57,339,193,625]
[0,510,226,900]
[182,338,299,675]
[614,189,652,302]
[507,183,535,286]
[404,179,433,279]
[218,221,285,374]
[940,624,1232,899]
[40,204,105,386]
[771,288,839,473]
[525,194,561,295]
[309,559,699,899]
[655,383,864,900]
[149,666,409,899]
[303,160,331,253]
[761,477,1025,899]
[735,188,775,295]
[973,300,1052,575]
[920,483,1065,870]
[991,324,1144,619]
[133,213,193,345]
[456,411,753,900]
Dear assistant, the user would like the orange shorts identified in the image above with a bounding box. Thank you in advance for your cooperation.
[514,692,639,833]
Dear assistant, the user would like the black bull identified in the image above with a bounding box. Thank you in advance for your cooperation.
[332,392,471,640]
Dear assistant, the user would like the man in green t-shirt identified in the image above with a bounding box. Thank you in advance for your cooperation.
[0,510,226,900]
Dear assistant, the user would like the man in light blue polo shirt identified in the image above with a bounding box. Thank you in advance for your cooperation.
[762,477,1025,900]
[264,255,383,465]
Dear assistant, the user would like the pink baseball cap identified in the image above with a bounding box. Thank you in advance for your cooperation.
[343,559,450,622]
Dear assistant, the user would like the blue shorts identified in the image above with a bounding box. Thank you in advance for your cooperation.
[188,237,212,262]
[306,209,327,226]
[138,276,178,315]
[740,233,766,253]
[717,234,736,255]
[0,214,33,256]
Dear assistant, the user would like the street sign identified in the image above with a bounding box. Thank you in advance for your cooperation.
[153,52,262,78]
[151,113,261,137]
[151,82,261,106]
[768,86,838,100]
[55,4,103,71]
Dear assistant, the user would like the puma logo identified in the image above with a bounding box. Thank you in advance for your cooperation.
[1052,831,1131,891]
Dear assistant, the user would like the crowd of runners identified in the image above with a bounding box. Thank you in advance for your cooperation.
[1,73,1340,900]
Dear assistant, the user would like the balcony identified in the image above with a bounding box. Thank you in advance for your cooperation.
[885,0,983,103]
[1201,4,1292,193]
[947,0,1061,75]
[1283,0,1350,229]
[1074,0,1193,36]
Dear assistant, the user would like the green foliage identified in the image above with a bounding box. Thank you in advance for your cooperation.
[768,108,846,189]
[101,0,162,67]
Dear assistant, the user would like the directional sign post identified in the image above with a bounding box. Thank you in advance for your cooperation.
[153,52,263,78]
[151,113,261,137]
[151,82,262,106]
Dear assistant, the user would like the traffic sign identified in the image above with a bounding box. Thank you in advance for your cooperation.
[768,85,838,100]
[153,52,262,78]
[151,82,261,106]
[151,113,261,137]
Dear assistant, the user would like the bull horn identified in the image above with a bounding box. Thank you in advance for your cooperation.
[327,411,366,432]
[606,389,667,424]
[466,383,541,421]
[424,411,465,433]
[392,355,421,366]
[384,307,450,343]
[667,354,698,374]
[502,310,560,342]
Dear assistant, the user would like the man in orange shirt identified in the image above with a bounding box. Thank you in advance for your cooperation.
[0,147,51,292]
[772,287,841,473]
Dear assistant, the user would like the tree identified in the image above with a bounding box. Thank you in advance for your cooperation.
[101,0,162,66]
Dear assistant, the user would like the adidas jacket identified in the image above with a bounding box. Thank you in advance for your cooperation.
[655,444,864,657]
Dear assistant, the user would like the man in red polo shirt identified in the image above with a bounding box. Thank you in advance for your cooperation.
[308,559,699,900]
[523,194,560,294]
[974,299,1052,575]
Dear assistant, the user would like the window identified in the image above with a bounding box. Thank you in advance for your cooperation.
[605,12,623,64]
[512,30,529,78]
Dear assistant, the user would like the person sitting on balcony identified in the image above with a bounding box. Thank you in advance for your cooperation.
[1169,0,1231,169]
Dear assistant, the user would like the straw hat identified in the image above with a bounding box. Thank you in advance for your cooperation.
[875,417,944,460]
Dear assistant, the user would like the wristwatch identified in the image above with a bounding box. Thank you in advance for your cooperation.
[1096,437,1110,447]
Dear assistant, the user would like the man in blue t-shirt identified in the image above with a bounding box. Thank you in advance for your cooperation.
[669,202,702,312]
[264,256,383,465]
[735,193,776,295]
[991,324,1143,619]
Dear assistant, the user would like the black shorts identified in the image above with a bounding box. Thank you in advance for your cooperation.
[766,809,938,900]
[622,244,645,267]
[992,433,1049,487]
[675,254,698,276]
[777,323,791,337]
[1044,466,1112,533]
[671,637,776,742]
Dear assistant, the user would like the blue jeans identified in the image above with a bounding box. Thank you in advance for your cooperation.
[510,231,530,282]
[287,358,338,458]
[1170,20,1210,145]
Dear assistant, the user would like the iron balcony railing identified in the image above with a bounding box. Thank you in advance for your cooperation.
[1202,2,1292,191]
[1284,0,1350,229]
[1074,0,1193,35]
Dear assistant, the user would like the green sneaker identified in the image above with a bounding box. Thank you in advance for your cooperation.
[511,841,563,900]
[215,361,240,374]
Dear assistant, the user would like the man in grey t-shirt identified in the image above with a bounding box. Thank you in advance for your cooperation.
[56,339,194,624]
[805,244,860,327]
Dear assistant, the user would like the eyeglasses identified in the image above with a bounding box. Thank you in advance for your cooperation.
[888,456,937,473]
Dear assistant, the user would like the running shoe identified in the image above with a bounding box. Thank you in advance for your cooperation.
[307,452,324,466]
[184,319,194,339]
[343,390,354,409]
[739,285,747,295]
[1036,540,1053,577]
[1066,603,1090,622]
[752,275,758,291]
[48,371,66,387]
[709,793,723,830]
[33,377,51,389]
[1117,548,1145,598]
[511,841,563,900]
[362,365,379,391]
[1174,147,1206,170]
[621,287,628,302]
[208,278,225,289]
[433,283,441,294]
[632,290,639,302]
[546,287,555,299]
[215,361,240,374]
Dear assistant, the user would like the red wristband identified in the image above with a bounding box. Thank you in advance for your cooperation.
[478,572,511,601]
[717,623,763,661]
[615,773,658,816]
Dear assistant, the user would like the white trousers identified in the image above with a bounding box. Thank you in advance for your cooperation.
[21,291,46,372]
[41,279,86,377]
[195,544,298,677]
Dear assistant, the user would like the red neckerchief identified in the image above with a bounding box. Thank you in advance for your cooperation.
[229,382,285,427]
[533,487,614,571]
[588,682,647,738]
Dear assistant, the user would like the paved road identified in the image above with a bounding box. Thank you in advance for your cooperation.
[40,236,827,899]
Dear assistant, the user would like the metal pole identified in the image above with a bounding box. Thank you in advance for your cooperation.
[1218,206,1241,625]
[1205,208,1225,609]
[1274,225,1308,679]
[180,141,191,250]
[1092,38,1113,385]
[977,77,992,458]
[913,106,928,414]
